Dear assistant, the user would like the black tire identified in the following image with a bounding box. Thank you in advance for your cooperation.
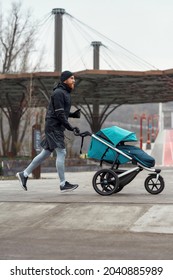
[113,185,124,193]
[144,174,165,194]
[92,169,119,196]
[112,170,124,193]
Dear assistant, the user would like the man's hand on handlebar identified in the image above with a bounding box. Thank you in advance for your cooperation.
[73,128,91,137]
[73,127,80,135]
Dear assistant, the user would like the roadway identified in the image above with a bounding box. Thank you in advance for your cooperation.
[0,168,173,260]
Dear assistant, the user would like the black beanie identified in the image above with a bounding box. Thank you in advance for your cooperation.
[60,70,73,82]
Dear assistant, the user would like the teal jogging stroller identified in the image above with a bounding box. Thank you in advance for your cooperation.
[76,125,165,196]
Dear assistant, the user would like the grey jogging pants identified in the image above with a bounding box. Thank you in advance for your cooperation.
[24,148,66,184]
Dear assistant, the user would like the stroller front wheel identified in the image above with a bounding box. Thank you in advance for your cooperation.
[92,169,119,196]
[144,174,165,195]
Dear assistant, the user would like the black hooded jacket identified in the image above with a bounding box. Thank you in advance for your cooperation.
[45,83,74,132]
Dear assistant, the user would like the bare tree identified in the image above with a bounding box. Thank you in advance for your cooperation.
[0,1,43,157]
[0,1,39,73]
[76,102,121,133]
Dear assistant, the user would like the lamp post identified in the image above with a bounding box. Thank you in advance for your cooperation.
[134,113,146,149]
[146,115,152,149]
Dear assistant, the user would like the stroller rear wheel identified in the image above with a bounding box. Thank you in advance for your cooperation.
[144,174,165,194]
[92,169,119,196]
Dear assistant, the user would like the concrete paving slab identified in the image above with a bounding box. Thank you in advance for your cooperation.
[36,204,147,232]
[131,205,173,234]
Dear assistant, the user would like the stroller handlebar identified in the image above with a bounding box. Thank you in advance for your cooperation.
[73,130,92,137]
[73,129,91,154]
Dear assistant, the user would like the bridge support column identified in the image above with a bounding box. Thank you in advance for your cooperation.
[52,8,65,72]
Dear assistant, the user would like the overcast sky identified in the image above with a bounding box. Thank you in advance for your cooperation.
[1,0,173,71]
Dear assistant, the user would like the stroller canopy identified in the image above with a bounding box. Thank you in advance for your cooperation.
[88,126,138,164]
[96,126,137,145]
[88,126,155,167]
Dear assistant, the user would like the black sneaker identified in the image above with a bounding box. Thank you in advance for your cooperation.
[60,181,79,192]
[16,172,28,191]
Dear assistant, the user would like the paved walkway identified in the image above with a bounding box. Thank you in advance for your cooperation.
[151,129,173,166]
[0,168,173,259]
